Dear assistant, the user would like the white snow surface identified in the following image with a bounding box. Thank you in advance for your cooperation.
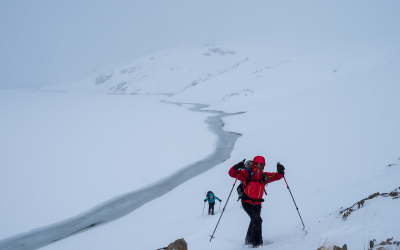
[0,90,216,240]
[1,34,400,250]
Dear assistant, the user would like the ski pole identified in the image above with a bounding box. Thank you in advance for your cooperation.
[219,201,221,212]
[210,159,245,242]
[202,201,205,217]
[283,175,307,233]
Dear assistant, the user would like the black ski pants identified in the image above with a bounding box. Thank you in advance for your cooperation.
[242,202,263,246]
[208,202,215,215]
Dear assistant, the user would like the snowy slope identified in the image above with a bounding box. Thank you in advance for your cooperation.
[37,35,400,250]
[2,20,400,250]
[0,91,217,240]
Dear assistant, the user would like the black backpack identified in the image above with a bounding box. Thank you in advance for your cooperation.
[206,191,214,198]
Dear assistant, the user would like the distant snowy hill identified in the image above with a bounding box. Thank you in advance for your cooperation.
[43,36,400,113]
[42,43,243,95]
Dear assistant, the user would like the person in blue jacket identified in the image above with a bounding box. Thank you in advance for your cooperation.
[204,191,222,215]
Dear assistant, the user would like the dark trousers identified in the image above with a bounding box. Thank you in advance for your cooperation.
[208,202,215,214]
[242,202,263,246]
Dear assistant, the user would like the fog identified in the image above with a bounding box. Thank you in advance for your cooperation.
[1,0,399,88]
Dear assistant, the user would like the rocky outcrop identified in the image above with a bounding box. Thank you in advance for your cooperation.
[369,237,399,250]
[158,238,188,250]
[317,243,347,250]
[339,187,400,220]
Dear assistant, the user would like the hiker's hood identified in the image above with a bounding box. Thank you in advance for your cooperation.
[252,156,265,178]
[253,156,265,164]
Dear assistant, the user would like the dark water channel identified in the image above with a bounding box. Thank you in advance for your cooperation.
[0,101,243,250]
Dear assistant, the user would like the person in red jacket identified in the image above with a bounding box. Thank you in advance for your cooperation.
[229,156,285,248]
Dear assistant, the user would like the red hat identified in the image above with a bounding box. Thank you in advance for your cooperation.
[253,156,265,164]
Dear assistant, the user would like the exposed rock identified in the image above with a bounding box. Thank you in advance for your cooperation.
[318,244,347,250]
[95,73,114,85]
[343,209,353,220]
[370,239,377,248]
[111,82,128,94]
[333,244,347,250]
[158,238,188,250]
[222,89,254,101]
[208,48,236,55]
[339,188,399,220]
[357,200,365,209]
[369,237,399,250]
[368,192,380,199]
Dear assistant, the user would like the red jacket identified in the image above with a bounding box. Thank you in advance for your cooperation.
[229,166,284,205]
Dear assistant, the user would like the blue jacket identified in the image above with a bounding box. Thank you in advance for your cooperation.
[204,194,221,204]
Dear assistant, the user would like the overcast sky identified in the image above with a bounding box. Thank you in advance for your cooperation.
[1,0,399,88]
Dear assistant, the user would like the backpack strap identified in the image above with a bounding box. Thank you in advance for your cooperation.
[243,168,268,190]
[242,168,253,191]
[242,170,268,204]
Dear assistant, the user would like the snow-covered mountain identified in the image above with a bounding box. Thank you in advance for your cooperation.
[43,36,400,111]
[3,33,400,250]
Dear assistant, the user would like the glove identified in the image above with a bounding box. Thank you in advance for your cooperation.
[204,199,206,202]
[219,199,222,202]
[277,162,285,175]
[233,159,245,170]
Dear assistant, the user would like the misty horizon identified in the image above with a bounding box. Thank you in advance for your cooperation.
[1,0,399,88]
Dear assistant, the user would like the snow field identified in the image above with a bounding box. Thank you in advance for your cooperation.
[2,34,400,249]
[0,90,216,239]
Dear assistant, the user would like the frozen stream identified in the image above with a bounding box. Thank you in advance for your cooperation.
[0,101,242,250]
